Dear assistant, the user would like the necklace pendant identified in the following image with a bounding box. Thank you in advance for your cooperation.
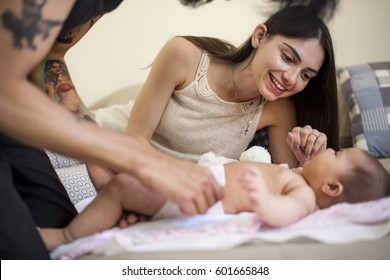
[244,120,252,136]
[244,126,249,136]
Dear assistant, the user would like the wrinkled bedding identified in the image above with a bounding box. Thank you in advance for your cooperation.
[51,196,390,259]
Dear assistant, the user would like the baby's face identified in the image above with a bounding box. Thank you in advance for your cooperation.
[301,148,364,190]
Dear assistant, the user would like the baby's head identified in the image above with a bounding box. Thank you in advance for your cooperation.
[302,147,390,208]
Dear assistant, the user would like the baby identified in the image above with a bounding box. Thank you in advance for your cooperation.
[40,147,390,250]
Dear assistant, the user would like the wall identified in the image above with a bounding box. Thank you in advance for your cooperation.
[65,0,390,106]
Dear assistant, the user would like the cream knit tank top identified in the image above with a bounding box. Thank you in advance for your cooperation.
[151,51,265,162]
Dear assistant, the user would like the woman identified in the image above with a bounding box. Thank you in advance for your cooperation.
[126,4,339,168]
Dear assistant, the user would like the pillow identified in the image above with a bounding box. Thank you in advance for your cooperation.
[338,62,390,158]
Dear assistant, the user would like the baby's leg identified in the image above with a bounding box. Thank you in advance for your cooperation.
[41,173,166,250]
[239,165,269,213]
[66,173,166,240]
[87,163,115,192]
[87,164,149,226]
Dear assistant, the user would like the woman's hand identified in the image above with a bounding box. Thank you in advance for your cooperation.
[286,125,327,166]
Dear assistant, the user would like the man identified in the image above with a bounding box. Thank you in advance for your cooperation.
[0,0,222,260]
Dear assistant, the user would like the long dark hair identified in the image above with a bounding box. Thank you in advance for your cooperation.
[274,0,339,22]
[180,3,339,149]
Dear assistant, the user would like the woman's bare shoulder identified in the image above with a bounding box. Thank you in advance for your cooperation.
[163,37,203,63]
[261,97,295,127]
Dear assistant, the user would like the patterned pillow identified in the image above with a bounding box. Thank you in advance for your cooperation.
[338,62,390,158]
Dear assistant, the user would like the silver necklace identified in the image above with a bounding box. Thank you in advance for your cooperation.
[232,65,260,136]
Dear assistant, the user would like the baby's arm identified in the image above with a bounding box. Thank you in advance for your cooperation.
[241,166,316,227]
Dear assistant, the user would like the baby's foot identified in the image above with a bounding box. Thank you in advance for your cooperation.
[240,165,264,190]
[118,211,150,228]
[240,166,268,213]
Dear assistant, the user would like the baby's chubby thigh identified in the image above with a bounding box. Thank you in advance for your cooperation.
[153,165,227,219]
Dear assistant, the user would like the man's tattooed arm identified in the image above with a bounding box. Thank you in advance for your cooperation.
[1,0,62,50]
[29,17,102,121]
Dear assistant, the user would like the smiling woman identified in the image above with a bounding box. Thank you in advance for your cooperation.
[247,30,325,101]
[123,3,338,172]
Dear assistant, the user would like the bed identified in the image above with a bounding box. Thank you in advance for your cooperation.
[52,199,390,260]
[51,62,390,260]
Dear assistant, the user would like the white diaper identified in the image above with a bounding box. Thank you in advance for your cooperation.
[208,164,226,186]
[153,165,226,220]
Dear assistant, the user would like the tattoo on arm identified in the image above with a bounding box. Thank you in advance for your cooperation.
[1,0,62,50]
[38,58,95,122]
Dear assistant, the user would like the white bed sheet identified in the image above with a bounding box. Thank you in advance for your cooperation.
[51,196,390,259]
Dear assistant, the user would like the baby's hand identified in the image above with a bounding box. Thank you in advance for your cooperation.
[239,165,270,214]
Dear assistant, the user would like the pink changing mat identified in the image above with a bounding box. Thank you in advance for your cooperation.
[51,196,390,259]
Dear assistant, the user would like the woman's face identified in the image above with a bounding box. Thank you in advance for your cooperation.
[251,26,325,101]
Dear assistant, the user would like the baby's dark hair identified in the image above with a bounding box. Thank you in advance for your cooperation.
[340,150,390,204]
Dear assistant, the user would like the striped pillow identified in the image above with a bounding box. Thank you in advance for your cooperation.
[338,62,390,158]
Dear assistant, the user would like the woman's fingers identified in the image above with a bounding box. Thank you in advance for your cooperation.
[287,126,328,164]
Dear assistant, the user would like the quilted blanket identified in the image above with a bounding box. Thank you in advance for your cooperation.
[51,196,390,259]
